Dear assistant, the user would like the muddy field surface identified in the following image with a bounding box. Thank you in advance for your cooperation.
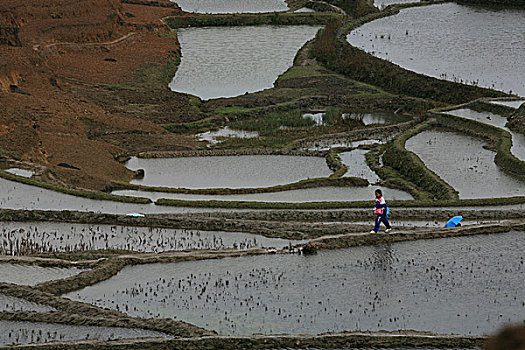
[65,231,524,336]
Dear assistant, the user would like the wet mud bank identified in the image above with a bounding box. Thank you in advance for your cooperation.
[0,332,486,350]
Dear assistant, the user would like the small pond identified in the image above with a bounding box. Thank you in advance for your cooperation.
[172,0,288,14]
[114,186,413,203]
[347,3,525,96]
[196,127,259,144]
[126,155,333,189]
[0,264,87,286]
[0,320,167,346]
[0,222,304,254]
[406,130,525,199]
[446,108,525,161]
[339,150,379,183]
[64,231,525,336]
[4,168,34,178]
[170,25,321,100]
[0,294,55,313]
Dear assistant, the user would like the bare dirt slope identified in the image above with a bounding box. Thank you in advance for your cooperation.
[0,0,200,190]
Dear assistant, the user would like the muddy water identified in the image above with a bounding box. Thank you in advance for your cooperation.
[65,231,525,336]
[347,3,525,96]
[0,264,87,286]
[0,320,167,346]
[126,156,333,189]
[170,26,321,100]
[339,150,379,183]
[446,108,525,161]
[114,186,413,202]
[0,294,55,312]
[0,222,305,255]
[405,130,525,199]
[172,0,288,13]
[196,127,259,144]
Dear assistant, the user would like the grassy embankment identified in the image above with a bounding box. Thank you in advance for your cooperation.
[311,6,509,105]
[430,107,525,179]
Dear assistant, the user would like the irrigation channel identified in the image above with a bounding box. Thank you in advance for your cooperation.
[1,0,525,348]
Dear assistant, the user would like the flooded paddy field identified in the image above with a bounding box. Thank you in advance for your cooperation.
[342,112,407,126]
[405,130,525,199]
[307,139,385,152]
[196,127,259,145]
[126,155,333,189]
[303,112,406,127]
[0,320,167,346]
[445,108,525,161]
[0,177,241,215]
[170,25,321,100]
[114,186,413,202]
[339,150,379,183]
[171,0,288,14]
[0,222,304,254]
[65,231,524,336]
[0,294,55,312]
[347,3,525,96]
[0,264,87,286]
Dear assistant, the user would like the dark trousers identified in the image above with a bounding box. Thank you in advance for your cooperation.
[373,213,391,232]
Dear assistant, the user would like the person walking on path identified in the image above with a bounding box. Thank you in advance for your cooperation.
[370,189,392,234]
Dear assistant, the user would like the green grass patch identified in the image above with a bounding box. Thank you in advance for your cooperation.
[165,12,339,28]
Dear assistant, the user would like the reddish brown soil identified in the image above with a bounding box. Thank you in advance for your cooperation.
[0,0,200,190]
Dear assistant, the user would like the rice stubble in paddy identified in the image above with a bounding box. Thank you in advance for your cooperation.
[0,222,305,255]
[64,232,525,336]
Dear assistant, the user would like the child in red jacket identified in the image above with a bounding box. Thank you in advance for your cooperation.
[370,189,392,234]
